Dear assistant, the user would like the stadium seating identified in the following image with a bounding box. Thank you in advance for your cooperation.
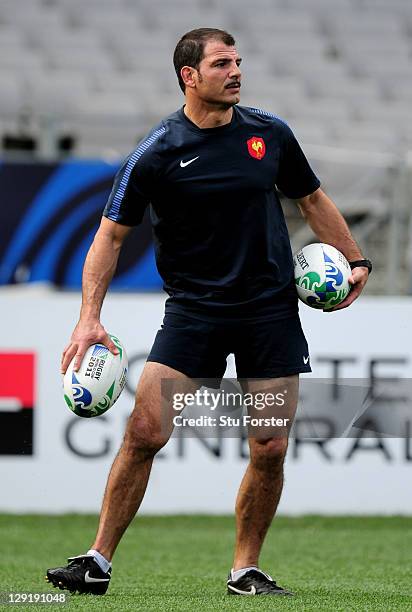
[1,0,410,150]
[0,0,411,293]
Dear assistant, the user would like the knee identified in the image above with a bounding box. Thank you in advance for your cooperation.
[250,437,289,471]
[122,411,168,461]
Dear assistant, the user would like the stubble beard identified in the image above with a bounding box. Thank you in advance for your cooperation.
[197,71,240,109]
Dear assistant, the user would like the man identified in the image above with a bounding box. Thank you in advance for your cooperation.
[46,28,371,596]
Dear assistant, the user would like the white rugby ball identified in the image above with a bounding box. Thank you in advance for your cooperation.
[63,334,128,418]
[293,243,351,310]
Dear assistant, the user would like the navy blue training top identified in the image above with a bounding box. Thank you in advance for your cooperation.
[104,105,320,320]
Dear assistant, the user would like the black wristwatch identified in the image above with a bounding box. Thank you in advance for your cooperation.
[349,259,372,275]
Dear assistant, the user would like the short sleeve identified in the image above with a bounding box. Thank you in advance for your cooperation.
[103,157,151,226]
[276,123,321,199]
[103,124,166,226]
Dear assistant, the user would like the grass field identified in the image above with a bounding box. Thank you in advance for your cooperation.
[1,515,411,611]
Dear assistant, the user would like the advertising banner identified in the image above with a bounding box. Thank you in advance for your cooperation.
[0,161,161,289]
[0,287,411,514]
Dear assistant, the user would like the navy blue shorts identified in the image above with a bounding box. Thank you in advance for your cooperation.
[147,312,311,380]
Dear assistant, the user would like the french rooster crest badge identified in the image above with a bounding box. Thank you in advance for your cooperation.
[247,136,266,160]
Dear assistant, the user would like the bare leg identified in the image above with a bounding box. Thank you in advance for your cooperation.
[233,376,299,570]
[91,362,191,560]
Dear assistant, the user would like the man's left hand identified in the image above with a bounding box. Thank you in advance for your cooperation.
[326,267,369,311]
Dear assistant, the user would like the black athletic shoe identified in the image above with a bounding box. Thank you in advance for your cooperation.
[46,554,111,595]
[227,568,293,596]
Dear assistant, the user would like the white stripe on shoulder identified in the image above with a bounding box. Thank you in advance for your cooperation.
[248,107,289,127]
[109,126,166,220]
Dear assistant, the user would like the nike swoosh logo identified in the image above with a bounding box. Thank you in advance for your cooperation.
[303,356,310,364]
[84,571,110,583]
[227,584,256,595]
[180,156,199,168]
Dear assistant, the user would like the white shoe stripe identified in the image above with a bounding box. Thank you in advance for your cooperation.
[84,571,110,583]
[227,584,256,595]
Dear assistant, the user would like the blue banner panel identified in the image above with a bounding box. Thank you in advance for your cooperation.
[0,160,162,289]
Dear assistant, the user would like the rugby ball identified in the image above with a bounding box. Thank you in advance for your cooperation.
[293,243,351,310]
[63,334,128,418]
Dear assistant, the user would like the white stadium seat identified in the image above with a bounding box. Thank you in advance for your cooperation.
[47,48,118,71]
[65,7,140,29]
[323,13,403,35]
[382,81,412,103]
[285,0,353,8]
[0,27,27,46]
[288,122,329,146]
[354,100,412,126]
[287,97,352,123]
[305,77,383,104]
[32,29,103,51]
[331,123,401,152]
[0,50,46,72]
[70,92,139,116]
[1,9,65,31]
[24,71,93,115]
[0,74,25,113]
[273,57,349,81]
[349,57,412,81]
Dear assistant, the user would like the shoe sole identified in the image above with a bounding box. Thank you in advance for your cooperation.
[227,586,294,596]
[45,572,108,596]
[227,591,294,596]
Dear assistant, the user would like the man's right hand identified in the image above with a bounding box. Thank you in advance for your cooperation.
[60,320,119,374]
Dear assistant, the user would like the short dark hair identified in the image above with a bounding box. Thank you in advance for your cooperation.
[173,28,236,93]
